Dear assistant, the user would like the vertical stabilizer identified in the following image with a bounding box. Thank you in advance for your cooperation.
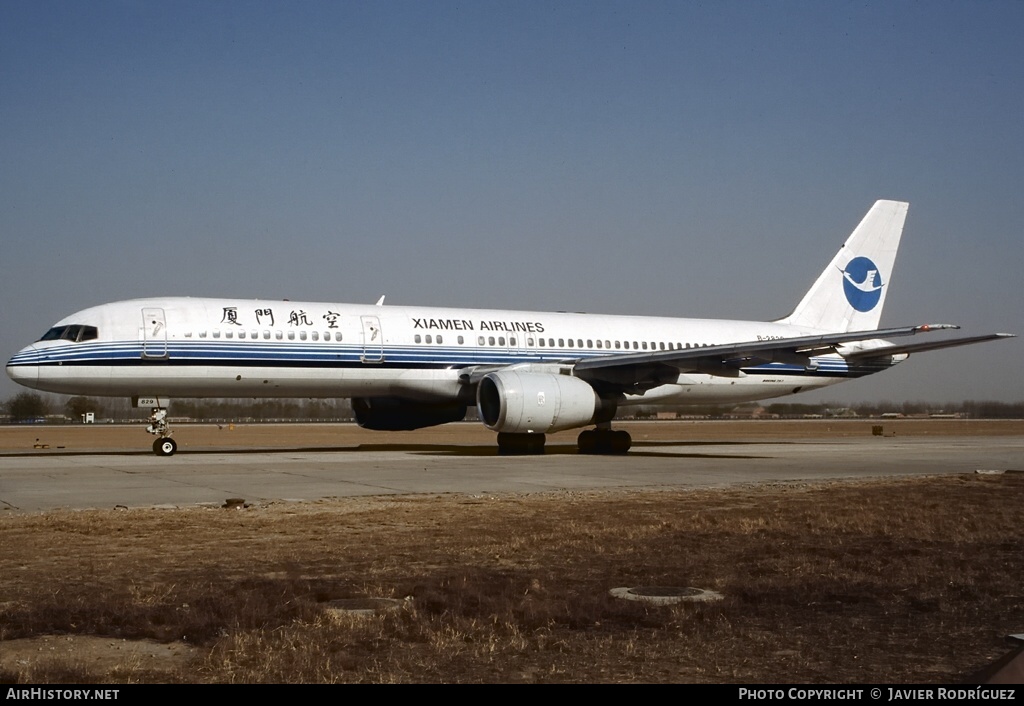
[777,200,909,332]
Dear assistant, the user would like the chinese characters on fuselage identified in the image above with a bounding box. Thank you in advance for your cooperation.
[217,308,546,334]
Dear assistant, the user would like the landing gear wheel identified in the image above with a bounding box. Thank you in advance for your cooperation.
[497,432,546,455]
[153,438,177,456]
[610,429,631,454]
[577,429,631,455]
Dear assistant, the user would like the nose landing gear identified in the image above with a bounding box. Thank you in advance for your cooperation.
[146,408,177,456]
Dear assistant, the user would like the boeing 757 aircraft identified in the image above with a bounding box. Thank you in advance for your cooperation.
[6,200,1013,456]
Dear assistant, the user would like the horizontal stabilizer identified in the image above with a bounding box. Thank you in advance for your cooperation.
[843,333,1015,360]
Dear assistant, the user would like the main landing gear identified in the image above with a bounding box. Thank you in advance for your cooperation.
[146,408,177,456]
[497,432,546,455]
[496,428,632,455]
[577,427,631,455]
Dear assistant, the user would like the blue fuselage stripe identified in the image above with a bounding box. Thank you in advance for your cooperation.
[7,340,880,378]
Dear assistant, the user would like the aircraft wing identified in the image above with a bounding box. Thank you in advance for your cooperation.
[571,325,1010,392]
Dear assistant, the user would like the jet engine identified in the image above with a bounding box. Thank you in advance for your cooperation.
[353,397,467,431]
[477,371,614,434]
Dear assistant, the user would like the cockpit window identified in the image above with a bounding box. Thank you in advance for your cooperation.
[40,326,68,341]
[38,324,98,343]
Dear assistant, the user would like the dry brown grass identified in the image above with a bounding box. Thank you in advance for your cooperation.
[1,472,1022,683]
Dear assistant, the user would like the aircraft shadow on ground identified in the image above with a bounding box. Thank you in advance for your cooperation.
[1,439,787,460]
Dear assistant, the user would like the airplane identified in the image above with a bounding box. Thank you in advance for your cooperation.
[5,200,1014,456]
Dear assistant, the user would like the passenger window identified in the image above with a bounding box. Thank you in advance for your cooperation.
[299,331,307,341]
[416,334,423,344]
[538,338,545,347]
[226,331,233,339]
[458,335,464,344]
[213,330,221,339]
[184,332,192,338]
[335,332,342,341]
[587,339,593,348]
[425,335,432,344]
[498,337,506,346]
[478,336,485,346]
[264,331,271,340]
[287,331,295,340]
[558,339,564,347]
[527,337,534,346]
[436,335,443,344]
[251,330,258,339]
[509,337,516,346]
[199,331,207,338]
[567,339,574,348]
[275,331,283,340]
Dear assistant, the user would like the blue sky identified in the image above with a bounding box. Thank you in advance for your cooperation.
[2,1,1021,404]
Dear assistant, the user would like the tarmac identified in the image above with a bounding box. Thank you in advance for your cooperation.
[1,426,1021,512]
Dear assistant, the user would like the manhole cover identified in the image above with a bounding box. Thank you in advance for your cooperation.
[609,586,724,604]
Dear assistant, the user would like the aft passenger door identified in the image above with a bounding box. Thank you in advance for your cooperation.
[360,315,383,363]
[141,307,168,359]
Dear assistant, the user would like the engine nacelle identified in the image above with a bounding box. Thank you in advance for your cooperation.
[477,371,611,434]
[353,397,467,431]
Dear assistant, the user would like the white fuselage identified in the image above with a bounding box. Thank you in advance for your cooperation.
[6,296,890,406]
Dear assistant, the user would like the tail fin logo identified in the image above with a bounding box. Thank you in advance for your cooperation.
[839,257,884,312]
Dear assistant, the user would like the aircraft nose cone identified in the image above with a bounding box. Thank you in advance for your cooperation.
[6,344,40,389]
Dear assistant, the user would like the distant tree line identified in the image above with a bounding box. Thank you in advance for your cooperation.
[616,399,1024,420]
[3,392,1024,423]
[1,393,354,423]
